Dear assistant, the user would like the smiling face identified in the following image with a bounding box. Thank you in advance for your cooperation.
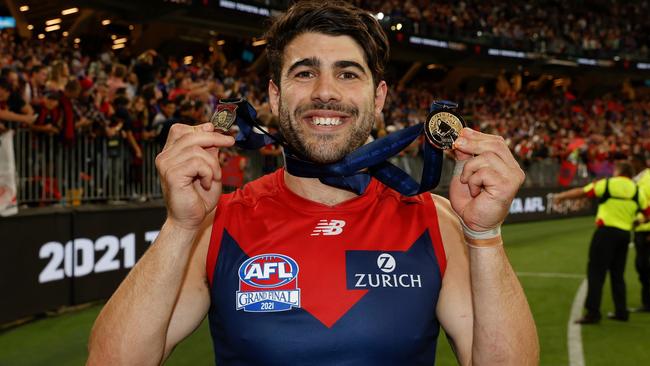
[269,32,387,164]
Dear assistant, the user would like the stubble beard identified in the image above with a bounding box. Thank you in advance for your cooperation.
[278,98,375,164]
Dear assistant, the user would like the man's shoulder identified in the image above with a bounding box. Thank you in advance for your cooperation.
[429,193,456,221]
[428,193,463,238]
[222,170,282,208]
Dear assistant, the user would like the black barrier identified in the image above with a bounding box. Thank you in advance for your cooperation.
[504,187,596,223]
[0,187,595,326]
[0,204,166,325]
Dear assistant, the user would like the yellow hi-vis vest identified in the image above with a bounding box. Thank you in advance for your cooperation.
[583,176,648,231]
[635,169,650,232]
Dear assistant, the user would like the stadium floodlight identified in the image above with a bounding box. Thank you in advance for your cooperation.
[27,24,33,30]
[101,19,111,26]
[45,25,61,32]
[45,18,62,26]
[19,5,29,12]
[61,8,79,15]
[113,38,127,45]
[376,12,384,20]
[112,43,125,50]
[37,34,45,39]
[62,31,69,37]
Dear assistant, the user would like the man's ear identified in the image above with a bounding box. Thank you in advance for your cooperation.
[374,80,388,116]
[269,79,280,116]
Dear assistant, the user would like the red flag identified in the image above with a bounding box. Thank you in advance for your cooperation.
[558,161,578,187]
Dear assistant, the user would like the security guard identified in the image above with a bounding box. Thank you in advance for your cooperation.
[555,161,649,324]
[633,167,650,312]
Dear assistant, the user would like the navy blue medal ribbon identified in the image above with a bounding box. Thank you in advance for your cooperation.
[225,100,277,149]
[221,99,452,196]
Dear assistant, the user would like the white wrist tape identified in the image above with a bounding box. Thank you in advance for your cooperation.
[460,219,501,240]
[453,160,466,177]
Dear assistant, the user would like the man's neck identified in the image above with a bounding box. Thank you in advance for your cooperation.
[283,170,359,206]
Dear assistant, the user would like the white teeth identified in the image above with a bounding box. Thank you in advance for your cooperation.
[312,117,342,126]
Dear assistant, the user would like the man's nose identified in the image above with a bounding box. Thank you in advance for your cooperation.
[310,74,342,103]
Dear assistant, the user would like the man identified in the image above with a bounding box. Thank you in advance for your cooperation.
[1,68,35,116]
[633,165,650,311]
[88,2,538,364]
[24,65,49,107]
[555,161,650,323]
[157,100,203,145]
[151,99,177,142]
[0,78,35,123]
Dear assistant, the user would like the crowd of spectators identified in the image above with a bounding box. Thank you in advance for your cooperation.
[384,73,650,182]
[0,24,649,200]
[352,0,650,60]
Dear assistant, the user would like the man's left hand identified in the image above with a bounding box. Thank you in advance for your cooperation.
[449,128,525,231]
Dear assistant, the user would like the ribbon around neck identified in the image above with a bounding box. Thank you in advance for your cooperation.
[222,98,446,196]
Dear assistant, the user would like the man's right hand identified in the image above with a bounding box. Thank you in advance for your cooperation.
[155,122,234,231]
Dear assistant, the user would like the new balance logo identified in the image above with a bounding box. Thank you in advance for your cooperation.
[311,220,346,236]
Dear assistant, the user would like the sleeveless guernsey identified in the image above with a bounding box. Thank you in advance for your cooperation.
[206,169,447,365]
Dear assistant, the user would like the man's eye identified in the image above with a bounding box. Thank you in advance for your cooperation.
[340,72,358,80]
[295,71,314,78]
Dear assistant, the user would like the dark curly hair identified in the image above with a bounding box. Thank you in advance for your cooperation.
[264,0,389,88]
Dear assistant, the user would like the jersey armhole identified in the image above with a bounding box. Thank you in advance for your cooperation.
[423,194,448,278]
[206,195,232,287]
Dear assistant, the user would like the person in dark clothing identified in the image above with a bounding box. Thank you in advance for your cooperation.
[555,161,650,323]
[156,99,202,145]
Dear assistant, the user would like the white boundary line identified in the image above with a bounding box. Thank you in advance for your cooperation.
[568,279,587,366]
[515,271,586,366]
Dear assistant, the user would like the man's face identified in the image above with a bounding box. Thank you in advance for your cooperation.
[269,32,387,163]
[35,69,48,84]
[163,103,176,117]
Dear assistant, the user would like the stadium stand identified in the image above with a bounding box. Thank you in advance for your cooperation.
[0,0,648,207]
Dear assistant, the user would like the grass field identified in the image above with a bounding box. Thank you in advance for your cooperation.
[1,216,649,365]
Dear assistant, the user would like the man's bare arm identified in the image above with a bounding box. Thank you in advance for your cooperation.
[438,127,538,365]
[87,219,211,365]
[554,187,586,202]
[87,123,234,365]
[435,195,538,365]
[435,195,472,365]
[468,237,538,364]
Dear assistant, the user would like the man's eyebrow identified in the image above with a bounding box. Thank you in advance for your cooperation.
[286,57,320,75]
[334,60,367,75]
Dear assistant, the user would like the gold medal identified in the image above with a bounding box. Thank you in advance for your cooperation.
[210,102,238,132]
[424,110,466,149]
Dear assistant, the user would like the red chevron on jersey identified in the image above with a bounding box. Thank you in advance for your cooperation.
[207,169,446,328]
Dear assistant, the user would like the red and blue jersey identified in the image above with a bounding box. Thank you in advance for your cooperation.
[206,169,447,365]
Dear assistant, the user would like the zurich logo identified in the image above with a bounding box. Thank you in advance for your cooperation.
[236,253,301,312]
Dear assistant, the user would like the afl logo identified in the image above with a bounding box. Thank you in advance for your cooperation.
[236,254,301,312]
[238,254,299,288]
